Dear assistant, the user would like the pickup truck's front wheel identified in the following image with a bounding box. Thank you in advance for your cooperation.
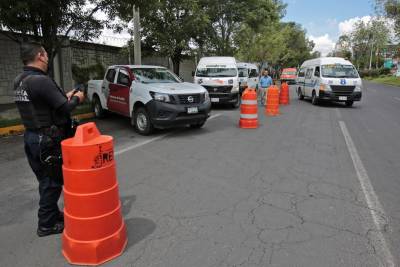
[134,107,154,135]
[93,96,105,118]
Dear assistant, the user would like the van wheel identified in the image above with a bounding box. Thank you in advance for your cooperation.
[232,94,241,108]
[93,96,105,118]
[345,100,354,107]
[134,107,153,135]
[311,91,318,105]
[297,88,304,100]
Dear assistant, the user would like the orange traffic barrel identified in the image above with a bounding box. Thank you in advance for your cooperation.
[265,85,280,116]
[279,82,290,105]
[239,88,258,128]
[61,122,127,266]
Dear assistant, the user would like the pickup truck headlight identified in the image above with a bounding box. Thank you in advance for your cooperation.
[150,91,171,103]
[204,91,210,102]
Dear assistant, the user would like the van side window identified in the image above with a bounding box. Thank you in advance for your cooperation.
[305,69,313,79]
[106,69,116,83]
[249,69,258,78]
[314,66,320,77]
[298,69,305,77]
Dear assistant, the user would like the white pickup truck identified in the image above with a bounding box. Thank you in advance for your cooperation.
[88,65,211,135]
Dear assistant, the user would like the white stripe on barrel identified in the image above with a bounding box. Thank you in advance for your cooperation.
[240,113,258,119]
[241,100,258,105]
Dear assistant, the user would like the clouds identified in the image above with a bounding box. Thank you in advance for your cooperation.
[308,15,396,56]
[308,34,336,56]
[338,16,372,35]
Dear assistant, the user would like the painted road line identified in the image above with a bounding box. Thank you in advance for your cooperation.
[339,121,395,267]
[115,113,222,156]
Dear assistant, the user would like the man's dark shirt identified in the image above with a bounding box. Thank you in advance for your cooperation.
[14,66,79,129]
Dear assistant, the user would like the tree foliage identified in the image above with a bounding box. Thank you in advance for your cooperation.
[349,18,390,69]
[198,0,286,56]
[376,0,400,38]
[139,0,208,75]
[235,22,315,69]
[0,0,147,75]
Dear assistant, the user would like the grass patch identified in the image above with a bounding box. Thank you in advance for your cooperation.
[0,118,22,128]
[367,75,400,87]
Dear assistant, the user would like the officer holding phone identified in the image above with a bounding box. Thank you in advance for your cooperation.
[14,42,85,237]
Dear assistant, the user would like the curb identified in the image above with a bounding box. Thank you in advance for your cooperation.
[0,112,95,137]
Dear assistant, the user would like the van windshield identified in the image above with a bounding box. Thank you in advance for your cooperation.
[238,68,248,77]
[196,68,238,77]
[321,64,359,78]
[130,68,180,83]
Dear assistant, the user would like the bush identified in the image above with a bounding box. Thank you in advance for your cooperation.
[379,68,391,76]
[359,68,391,78]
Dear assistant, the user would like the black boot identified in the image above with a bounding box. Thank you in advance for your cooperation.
[37,221,64,237]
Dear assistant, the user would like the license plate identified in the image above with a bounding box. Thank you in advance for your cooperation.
[187,107,198,114]
[211,98,219,103]
[339,96,347,101]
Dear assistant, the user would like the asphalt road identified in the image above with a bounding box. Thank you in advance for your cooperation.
[0,81,399,266]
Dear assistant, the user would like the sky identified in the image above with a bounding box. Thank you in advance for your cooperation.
[282,0,376,55]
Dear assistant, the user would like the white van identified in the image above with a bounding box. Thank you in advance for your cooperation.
[296,57,362,107]
[194,57,240,108]
[237,62,259,93]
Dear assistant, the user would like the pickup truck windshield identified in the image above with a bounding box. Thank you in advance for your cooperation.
[196,68,238,77]
[131,68,180,83]
[321,64,359,78]
[238,68,248,77]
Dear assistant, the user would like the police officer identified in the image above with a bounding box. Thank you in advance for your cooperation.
[14,42,85,237]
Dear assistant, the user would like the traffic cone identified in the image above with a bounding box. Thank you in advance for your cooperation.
[279,82,290,105]
[239,88,258,128]
[265,85,280,116]
[61,122,127,266]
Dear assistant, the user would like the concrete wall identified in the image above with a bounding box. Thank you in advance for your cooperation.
[0,31,196,104]
[0,34,24,104]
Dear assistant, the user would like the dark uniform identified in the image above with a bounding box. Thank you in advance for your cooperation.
[14,66,79,232]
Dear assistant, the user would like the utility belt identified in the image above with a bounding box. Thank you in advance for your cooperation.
[30,119,79,168]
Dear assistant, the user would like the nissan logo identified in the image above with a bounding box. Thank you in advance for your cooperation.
[187,96,194,103]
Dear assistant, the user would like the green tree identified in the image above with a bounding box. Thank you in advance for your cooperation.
[350,19,390,69]
[235,22,314,69]
[376,0,400,38]
[137,0,208,75]
[0,0,148,76]
[200,0,286,56]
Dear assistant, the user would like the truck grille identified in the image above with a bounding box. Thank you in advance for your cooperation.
[177,94,201,104]
[330,85,355,96]
[202,85,232,93]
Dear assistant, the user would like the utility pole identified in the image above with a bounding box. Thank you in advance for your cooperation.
[133,6,141,65]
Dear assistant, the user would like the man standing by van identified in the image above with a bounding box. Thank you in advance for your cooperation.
[259,70,273,105]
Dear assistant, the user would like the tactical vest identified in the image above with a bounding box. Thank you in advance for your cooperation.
[14,71,55,130]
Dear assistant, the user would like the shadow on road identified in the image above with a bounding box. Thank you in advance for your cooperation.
[125,217,156,251]
[300,99,361,109]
